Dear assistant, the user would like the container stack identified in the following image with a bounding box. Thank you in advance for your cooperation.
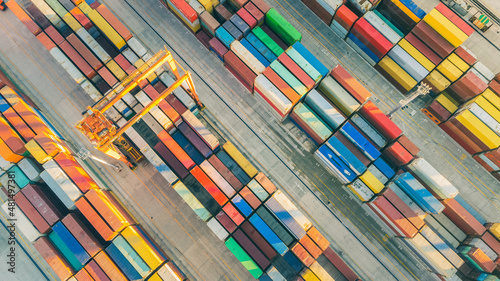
[330,4,359,39]
[375,0,426,35]
[0,73,184,281]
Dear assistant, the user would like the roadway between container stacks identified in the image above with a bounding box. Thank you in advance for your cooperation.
[103,0,439,280]
[0,14,253,281]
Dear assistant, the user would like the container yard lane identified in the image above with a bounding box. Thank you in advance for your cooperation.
[98,0,440,280]
[0,8,254,281]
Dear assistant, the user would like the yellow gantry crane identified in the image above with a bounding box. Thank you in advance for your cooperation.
[76,48,204,169]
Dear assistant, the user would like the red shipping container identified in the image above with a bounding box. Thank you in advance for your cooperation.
[75,268,94,281]
[208,155,244,191]
[241,221,277,259]
[98,66,119,87]
[299,234,322,259]
[58,40,97,79]
[85,260,111,281]
[191,166,228,206]
[3,107,36,141]
[426,100,451,122]
[397,135,420,156]
[145,84,181,125]
[482,232,500,256]
[468,247,495,272]
[359,101,402,141]
[233,229,270,270]
[255,172,276,195]
[12,101,50,136]
[442,198,486,236]
[6,0,41,36]
[67,33,103,70]
[252,0,270,13]
[278,53,315,90]
[404,33,442,65]
[33,237,75,280]
[306,227,330,251]
[36,32,56,50]
[244,2,264,25]
[412,21,454,58]
[352,18,392,58]
[224,51,256,91]
[335,5,358,29]
[435,3,474,36]
[0,117,26,154]
[382,188,425,230]
[473,155,496,172]
[114,54,133,75]
[54,152,98,193]
[371,196,418,238]
[489,80,500,97]
[323,247,359,281]
[157,130,194,170]
[263,67,300,105]
[239,187,260,209]
[485,149,500,167]
[45,26,64,45]
[96,5,132,40]
[330,65,371,104]
[454,46,477,66]
[75,197,116,241]
[383,141,413,166]
[222,203,244,225]
[93,251,128,281]
[301,0,333,25]
[22,184,63,226]
[70,7,93,30]
[169,0,198,23]
[14,192,50,233]
[62,213,102,257]
[237,7,257,29]
[291,242,315,267]
[439,120,482,155]
[196,30,211,50]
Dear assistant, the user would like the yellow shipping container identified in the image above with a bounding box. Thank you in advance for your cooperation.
[122,226,165,269]
[301,268,321,281]
[424,9,468,47]
[87,9,126,50]
[437,59,462,82]
[106,60,127,81]
[378,57,417,91]
[482,89,500,111]
[391,0,420,23]
[25,139,51,164]
[309,261,335,281]
[398,39,435,71]
[166,1,200,33]
[475,96,500,123]
[223,141,258,178]
[456,110,500,149]
[78,2,92,15]
[426,70,450,93]
[436,93,458,114]
[359,170,384,194]
[134,58,145,69]
[146,273,162,281]
[447,53,469,72]
[62,13,82,32]
[198,0,213,13]
[443,91,459,107]
[489,223,500,240]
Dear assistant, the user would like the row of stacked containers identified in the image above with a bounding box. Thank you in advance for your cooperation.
[0,75,185,281]
[6,0,365,280]
[303,0,500,184]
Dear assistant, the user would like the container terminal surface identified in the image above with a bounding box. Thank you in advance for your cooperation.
[0,0,500,281]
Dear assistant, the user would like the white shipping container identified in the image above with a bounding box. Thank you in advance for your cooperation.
[347,0,372,14]
[424,216,460,248]
[80,79,103,102]
[403,234,456,277]
[364,11,402,44]
[142,52,153,62]
[254,87,286,122]
[199,161,235,198]
[105,106,121,122]
[272,190,312,231]
[388,183,427,220]
[114,99,128,112]
[41,161,82,210]
[347,179,374,202]
[231,41,266,74]
[0,154,13,174]
[266,267,286,281]
[122,93,139,108]
[50,48,85,84]
[187,0,205,15]
[182,111,219,150]
[126,37,148,57]
[206,217,229,241]
[157,262,183,281]
[314,149,350,184]
[121,48,140,65]
[140,110,164,135]
[18,158,42,182]
[420,226,465,269]
[388,45,428,82]
[75,28,111,63]
[309,261,335,281]
[431,213,467,243]
[469,103,500,135]
[465,238,498,262]
[134,92,172,130]
[478,154,500,171]
[1,201,42,242]
[473,62,495,81]
[254,75,292,115]
[406,158,459,199]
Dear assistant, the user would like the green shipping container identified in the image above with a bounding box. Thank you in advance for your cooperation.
[7,165,30,188]
[48,231,82,271]
[252,27,284,57]
[286,48,323,83]
[113,236,151,277]
[293,103,332,142]
[173,182,211,221]
[373,10,405,37]
[318,76,360,116]
[270,61,307,96]
[225,237,263,278]
[45,0,70,18]
[265,9,302,46]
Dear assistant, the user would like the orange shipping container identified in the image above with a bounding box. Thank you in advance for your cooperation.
[36,32,57,50]
[96,5,133,41]
[157,130,195,170]
[299,234,322,259]
[93,251,128,281]
[0,138,23,162]
[330,65,371,104]
[70,7,93,30]
[85,260,110,281]
[306,227,330,251]
[291,243,315,267]
[85,189,134,232]
[75,197,116,241]
[74,268,94,281]
[0,116,27,154]
[12,101,51,136]
[6,0,42,36]
[54,152,98,193]
[2,108,36,141]
[254,172,277,194]
[34,132,67,157]
[33,237,75,281]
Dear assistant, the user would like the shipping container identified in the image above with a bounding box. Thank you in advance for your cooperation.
[249,213,288,254]
[406,158,458,199]
[315,145,356,183]
[172,181,211,221]
[208,154,244,191]
[183,174,222,216]
[305,89,346,130]
[22,184,62,226]
[52,221,91,265]
[207,217,229,240]
[291,103,332,145]
[442,198,486,236]
[266,197,306,239]
[225,237,263,278]
[48,230,84,271]
[122,226,166,271]
[326,135,367,175]
[359,101,402,141]
[266,8,302,46]
[411,21,454,58]
[40,164,82,210]
[106,242,143,280]
[6,1,42,35]
[383,188,425,230]
[233,229,270,270]
[318,76,360,116]
[62,213,102,257]
[33,237,75,280]
[394,172,444,214]
[14,191,51,233]
[93,251,128,281]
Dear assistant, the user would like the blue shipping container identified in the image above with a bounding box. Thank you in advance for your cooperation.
[222,20,243,41]
[394,173,444,214]
[106,243,143,280]
[230,14,250,36]
[249,214,288,255]
[246,33,277,63]
[283,250,303,272]
[341,121,381,161]
[399,0,426,18]
[259,274,273,281]
[373,157,396,179]
[0,95,10,112]
[241,39,270,67]
[351,114,387,149]
[316,145,356,183]
[232,195,253,217]
[265,198,306,239]
[326,136,367,175]
[348,33,381,62]
[48,231,83,271]
[113,236,150,277]
[292,42,329,77]
[305,89,346,130]
[215,27,235,49]
[52,222,91,265]
[172,131,204,165]
[454,195,486,225]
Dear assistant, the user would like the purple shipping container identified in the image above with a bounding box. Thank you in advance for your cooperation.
[21,184,63,226]
[208,155,244,191]
[178,122,212,158]
[233,229,270,269]
[153,142,190,179]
